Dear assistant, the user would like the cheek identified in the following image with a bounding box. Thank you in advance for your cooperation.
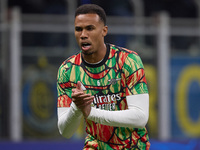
[95,30,104,39]
[74,33,80,42]
[91,34,102,44]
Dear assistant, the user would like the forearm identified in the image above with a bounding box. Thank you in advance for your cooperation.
[87,94,149,128]
[57,102,83,138]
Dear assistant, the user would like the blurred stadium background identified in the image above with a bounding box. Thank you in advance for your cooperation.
[0,0,200,149]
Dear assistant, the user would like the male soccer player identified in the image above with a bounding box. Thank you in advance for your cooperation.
[57,4,150,150]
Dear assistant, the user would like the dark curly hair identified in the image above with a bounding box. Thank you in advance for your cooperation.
[75,4,106,25]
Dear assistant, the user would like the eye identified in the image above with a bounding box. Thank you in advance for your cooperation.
[75,27,82,32]
[86,25,94,31]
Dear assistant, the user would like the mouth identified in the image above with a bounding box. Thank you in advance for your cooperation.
[81,42,91,51]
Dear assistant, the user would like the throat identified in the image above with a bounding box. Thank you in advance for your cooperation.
[84,58,103,65]
[82,53,104,64]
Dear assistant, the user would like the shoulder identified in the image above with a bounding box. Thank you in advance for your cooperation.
[58,52,82,74]
[109,43,138,55]
[108,43,142,64]
[109,44,140,60]
[60,52,81,68]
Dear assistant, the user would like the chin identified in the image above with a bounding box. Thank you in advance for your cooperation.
[81,50,94,56]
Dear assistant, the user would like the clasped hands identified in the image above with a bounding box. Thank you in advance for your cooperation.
[71,81,94,118]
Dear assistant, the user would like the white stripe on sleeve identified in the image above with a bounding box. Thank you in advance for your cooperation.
[87,93,149,128]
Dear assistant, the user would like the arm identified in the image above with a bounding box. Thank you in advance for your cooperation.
[57,102,83,139]
[57,81,94,138]
[57,63,85,138]
[87,93,149,128]
[57,67,82,138]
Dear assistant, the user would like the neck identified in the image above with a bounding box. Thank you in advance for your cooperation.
[84,58,103,65]
[82,43,107,63]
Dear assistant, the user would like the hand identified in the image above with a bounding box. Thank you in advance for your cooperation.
[72,81,94,118]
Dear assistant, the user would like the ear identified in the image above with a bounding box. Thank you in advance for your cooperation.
[102,25,108,37]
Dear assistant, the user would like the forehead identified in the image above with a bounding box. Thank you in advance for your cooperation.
[75,14,102,26]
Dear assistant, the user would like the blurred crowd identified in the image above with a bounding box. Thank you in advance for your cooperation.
[8,0,198,18]
[7,0,199,49]
[8,0,67,14]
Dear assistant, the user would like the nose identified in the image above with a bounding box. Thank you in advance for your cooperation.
[80,29,88,39]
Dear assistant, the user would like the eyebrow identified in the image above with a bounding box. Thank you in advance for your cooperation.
[75,25,95,30]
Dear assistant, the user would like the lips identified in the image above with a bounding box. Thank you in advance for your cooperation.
[81,42,91,51]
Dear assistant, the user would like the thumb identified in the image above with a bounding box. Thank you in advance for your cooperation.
[77,81,83,91]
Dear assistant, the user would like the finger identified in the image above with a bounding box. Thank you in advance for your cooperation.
[73,95,94,104]
[73,96,94,107]
[83,96,94,101]
[77,81,82,91]
[71,91,84,98]
[78,99,94,108]
[72,88,83,93]
[78,94,93,98]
